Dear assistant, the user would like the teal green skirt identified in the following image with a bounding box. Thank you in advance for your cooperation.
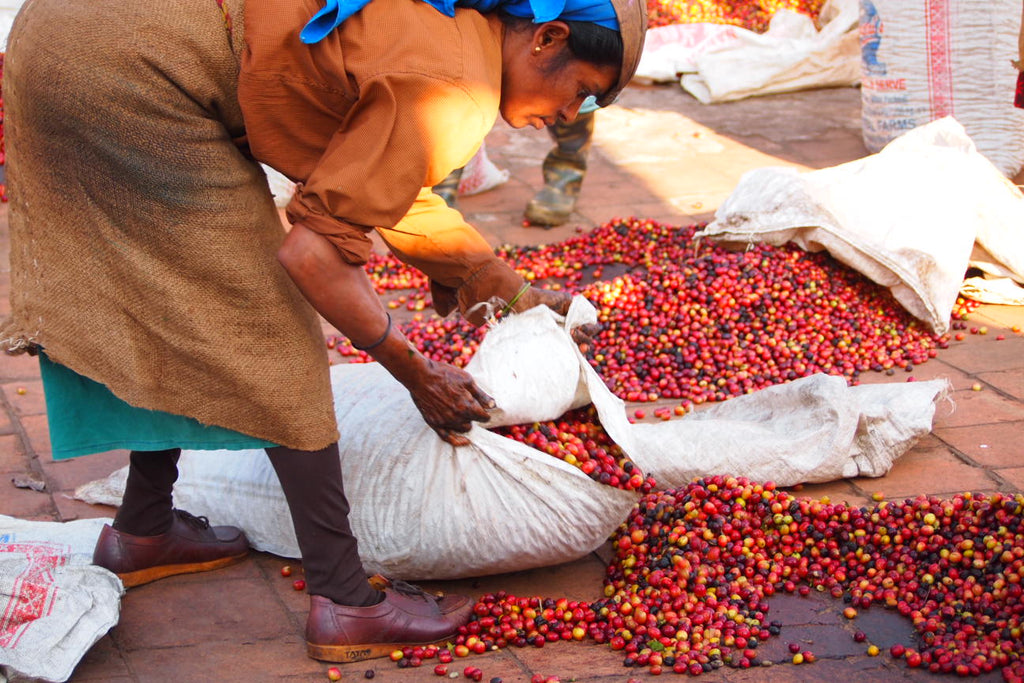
[39,353,276,460]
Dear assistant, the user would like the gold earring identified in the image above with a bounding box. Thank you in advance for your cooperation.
[533,46,541,54]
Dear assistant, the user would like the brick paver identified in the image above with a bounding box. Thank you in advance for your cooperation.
[2,82,1023,682]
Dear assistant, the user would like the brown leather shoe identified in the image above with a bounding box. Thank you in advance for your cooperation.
[306,579,473,662]
[93,509,249,587]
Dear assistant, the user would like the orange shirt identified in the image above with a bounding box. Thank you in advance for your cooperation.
[240,0,523,318]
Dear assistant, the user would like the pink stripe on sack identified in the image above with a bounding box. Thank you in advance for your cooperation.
[925,0,954,118]
[0,544,65,649]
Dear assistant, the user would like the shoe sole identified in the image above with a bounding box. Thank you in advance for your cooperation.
[116,552,249,588]
[523,209,570,227]
[307,635,456,663]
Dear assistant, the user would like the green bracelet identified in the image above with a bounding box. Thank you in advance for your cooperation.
[499,282,532,318]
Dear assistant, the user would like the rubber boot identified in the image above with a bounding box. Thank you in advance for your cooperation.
[432,167,464,209]
[524,110,595,227]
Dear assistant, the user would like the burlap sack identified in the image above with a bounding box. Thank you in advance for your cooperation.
[1,0,337,450]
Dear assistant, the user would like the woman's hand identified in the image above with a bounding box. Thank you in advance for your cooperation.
[511,284,600,350]
[514,284,572,316]
[405,359,495,446]
[512,284,600,346]
[278,223,494,446]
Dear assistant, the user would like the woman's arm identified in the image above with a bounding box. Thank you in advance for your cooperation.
[278,222,495,446]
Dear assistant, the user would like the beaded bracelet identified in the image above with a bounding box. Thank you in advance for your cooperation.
[352,312,392,351]
[499,282,532,318]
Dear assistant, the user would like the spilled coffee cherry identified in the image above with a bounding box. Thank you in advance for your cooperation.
[440,477,1023,679]
[493,407,656,493]
[334,218,977,490]
[341,219,969,410]
[645,0,826,31]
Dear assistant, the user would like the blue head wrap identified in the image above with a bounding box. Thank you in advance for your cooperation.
[301,0,620,44]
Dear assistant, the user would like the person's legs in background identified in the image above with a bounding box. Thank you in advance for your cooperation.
[433,167,464,209]
[433,102,597,226]
[524,107,596,227]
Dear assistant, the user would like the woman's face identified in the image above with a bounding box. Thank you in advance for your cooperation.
[500,22,619,129]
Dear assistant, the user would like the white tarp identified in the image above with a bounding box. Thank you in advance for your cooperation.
[76,298,947,580]
[636,0,861,103]
[698,117,1024,335]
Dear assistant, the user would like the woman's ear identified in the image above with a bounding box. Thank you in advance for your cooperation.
[530,21,571,55]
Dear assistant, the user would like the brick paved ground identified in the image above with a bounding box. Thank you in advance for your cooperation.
[2,82,1023,682]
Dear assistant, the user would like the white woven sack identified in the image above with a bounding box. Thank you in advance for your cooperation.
[698,118,1024,335]
[634,22,744,84]
[860,0,1024,177]
[455,142,510,197]
[75,301,637,581]
[680,0,861,104]
[540,305,950,487]
[591,373,949,487]
[463,303,592,427]
[0,516,121,683]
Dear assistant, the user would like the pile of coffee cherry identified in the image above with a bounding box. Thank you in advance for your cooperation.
[645,0,826,31]
[332,218,977,491]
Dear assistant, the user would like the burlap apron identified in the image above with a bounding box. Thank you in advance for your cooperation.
[1,0,338,450]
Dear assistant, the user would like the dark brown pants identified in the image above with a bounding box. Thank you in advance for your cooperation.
[115,446,378,606]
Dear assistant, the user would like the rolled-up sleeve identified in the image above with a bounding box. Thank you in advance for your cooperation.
[285,187,376,264]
